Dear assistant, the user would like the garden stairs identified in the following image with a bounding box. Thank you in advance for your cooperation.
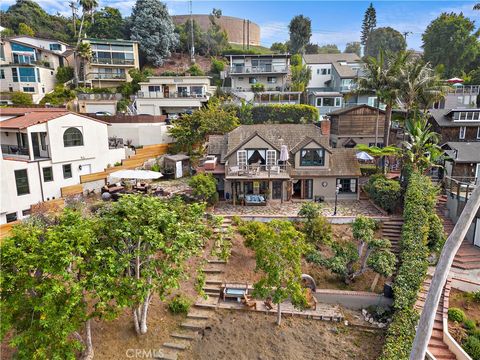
[437,195,480,271]
[380,217,403,255]
[415,277,455,360]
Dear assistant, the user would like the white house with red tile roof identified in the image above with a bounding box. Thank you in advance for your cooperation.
[0,108,126,224]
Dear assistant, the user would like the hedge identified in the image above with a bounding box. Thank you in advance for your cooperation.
[251,104,318,124]
[364,175,402,214]
[379,172,439,360]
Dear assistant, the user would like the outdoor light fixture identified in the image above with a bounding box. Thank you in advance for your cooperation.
[333,183,342,216]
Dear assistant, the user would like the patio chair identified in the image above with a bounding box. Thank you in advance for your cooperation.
[264,297,273,310]
[242,294,256,309]
[229,165,240,175]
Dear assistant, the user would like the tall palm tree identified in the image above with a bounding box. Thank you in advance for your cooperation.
[402,112,443,173]
[76,42,92,82]
[474,3,480,10]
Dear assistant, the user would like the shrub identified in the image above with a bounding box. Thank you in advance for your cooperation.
[251,83,265,92]
[168,295,191,314]
[210,57,226,74]
[473,290,480,303]
[11,91,33,105]
[448,307,466,323]
[427,213,446,252]
[56,66,74,83]
[188,173,218,205]
[39,86,75,106]
[298,203,332,246]
[250,104,318,124]
[463,335,480,359]
[187,64,204,76]
[364,175,402,214]
[464,319,477,331]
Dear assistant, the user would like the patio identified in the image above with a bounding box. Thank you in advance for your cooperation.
[213,200,384,217]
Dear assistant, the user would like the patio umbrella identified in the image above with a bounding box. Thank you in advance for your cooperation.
[356,151,374,161]
[280,145,289,162]
[447,77,464,84]
[109,169,163,180]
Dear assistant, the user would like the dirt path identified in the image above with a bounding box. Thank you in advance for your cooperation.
[182,310,385,360]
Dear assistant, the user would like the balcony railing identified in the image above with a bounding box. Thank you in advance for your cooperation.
[136,91,207,99]
[225,163,291,177]
[91,58,135,66]
[12,76,37,82]
[229,65,288,74]
[339,84,357,92]
[449,85,480,95]
[89,73,127,80]
[1,144,29,157]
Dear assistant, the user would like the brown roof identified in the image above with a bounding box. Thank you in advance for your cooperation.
[303,53,360,65]
[327,104,386,116]
[291,148,362,177]
[0,107,67,115]
[0,109,110,129]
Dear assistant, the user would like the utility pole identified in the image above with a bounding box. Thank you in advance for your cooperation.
[402,31,412,41]
[69,1,77,37]
[189,0,195,64]
[410,184,480,359]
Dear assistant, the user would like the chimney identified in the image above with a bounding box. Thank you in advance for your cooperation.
[320,119,330,136]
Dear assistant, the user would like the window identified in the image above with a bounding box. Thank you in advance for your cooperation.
[14,169,30,195]
[303,179,313,199]
[63,164,72,179]
[321,68,330,75]
[42,167,53,182]
[22,209,31,216]
[237,150,247,167]
[316,98,322,107]
[323,97,335,106]
[246,149,266,164]
[148,85,161,92]
[477,127,480,140]
[300,148,325,166]
[12,68,18,82]
[23,87,35,92]
[249,77,257,84]
[49,43,62,51]
[338,178,357,193]
[459,126,466,140]
[13,68,37,82]
[316,69,320,75]
[6,212,17,223]
[63,127,84,147]
[267,77,277,84]
[334,97,341,107]
[266,150,276,167]
[0,69,4,79]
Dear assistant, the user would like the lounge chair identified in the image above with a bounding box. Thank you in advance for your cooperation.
[242,294,256,309]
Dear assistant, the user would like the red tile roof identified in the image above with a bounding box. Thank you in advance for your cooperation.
[0,108,111,129]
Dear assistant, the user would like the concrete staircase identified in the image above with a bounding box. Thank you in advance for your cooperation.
[381,218,403,255]
[436,195,480,271]
[415,277,456,360]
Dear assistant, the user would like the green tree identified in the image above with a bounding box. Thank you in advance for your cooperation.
[290,54,312,96]
[365,27,406,59]
[317,44,341,54]
[356,144,400,172]
[97,195,207,334]
[130,0,178,66]
[117,68,153,97]
[76,41,93,82]
[10,91,33,105]
[175,19,203,54]
[270,42,288,53]
[169,99,239,154]
[88,7,126,39]
[288,15,312,54]
[247,220,308,325]
[188,173,218,205]
[56,66,74,84]
[298,202,332,247]
[402,113,443,173]
[361,3,377,48]
[18,22,34,36]
[344,41,361,56]
[422,13,480,78]
[40,85,76,106]
[187,63,205,76]
[201,9,229,56]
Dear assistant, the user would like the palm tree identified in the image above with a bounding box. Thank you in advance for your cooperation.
[356,144,400,172]
[402,112,443,173]
[474,3,480,10]
[73,0,98,87]
[76,42,93,82]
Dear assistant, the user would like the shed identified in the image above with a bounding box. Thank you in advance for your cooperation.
[163,154,190,179]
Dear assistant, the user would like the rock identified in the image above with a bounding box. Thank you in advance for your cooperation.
[344,320,349,326]
[368,318,374,324]
[378,323,386,328]
[362,309,367,317]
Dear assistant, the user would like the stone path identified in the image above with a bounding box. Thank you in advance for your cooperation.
[214,200,384,217]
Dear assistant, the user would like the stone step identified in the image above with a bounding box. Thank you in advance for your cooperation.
[204,266,225,274]
[195,297,218,309]
[429,338,448,348]
[205,279,223,286]
[162,341,190,351]
[171,332,198,341]
[207,259,227,264]
[154,349,178,360]
[181,319,208,331]
[187,309,213,320]
[431,329,444,340]
[452,261,480,270]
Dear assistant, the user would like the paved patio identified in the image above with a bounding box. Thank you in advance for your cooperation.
[213,200,384,217]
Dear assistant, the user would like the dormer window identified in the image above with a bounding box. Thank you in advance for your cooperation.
[300,148,325,166]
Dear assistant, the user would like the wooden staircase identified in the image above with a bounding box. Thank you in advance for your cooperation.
[436,195,480,271]
[415,277,456,360]
[381,218,403,255]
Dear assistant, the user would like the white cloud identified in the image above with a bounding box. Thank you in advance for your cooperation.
[260,21,289,44]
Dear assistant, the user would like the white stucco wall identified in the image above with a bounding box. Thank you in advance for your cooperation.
[107,123,174,146]
[306,64,333,89]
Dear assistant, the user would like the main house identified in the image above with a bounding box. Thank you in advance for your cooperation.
[303,53,376,119]
[0,108,126,224]
[81,38,140,88]
[204,123,361,204]
[0,36,73,103]
[133,75,215,117]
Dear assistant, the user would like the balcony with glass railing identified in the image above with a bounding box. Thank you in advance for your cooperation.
[136,91,207,99]
[91,58,135,66]
[89,72,127,80]
[229,65,288,75]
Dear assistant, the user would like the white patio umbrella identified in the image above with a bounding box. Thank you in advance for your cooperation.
[356,151,374,161]
[109,169,163,180]
[280,145,289,162]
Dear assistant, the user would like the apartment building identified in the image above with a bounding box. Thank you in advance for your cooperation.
[0,108,126,224]
[81,38,140,88]
[0,36,72,103]
[303,53,375,118]
[134,75,215,117]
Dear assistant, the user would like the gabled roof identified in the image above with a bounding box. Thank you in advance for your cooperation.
[0,108,110,129]
[6,38,68,57]
[225,131,282,158]
[327,104,386,116]
[443,142,480,163]
[303,53,361,65]
[290,148,361,177]
[290,137,332,154]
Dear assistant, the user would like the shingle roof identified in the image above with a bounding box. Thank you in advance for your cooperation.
[303,53,360,64]
[327,104,385,116]
[443,142,480,163]
[224,124,331,158]
[291,148,361,177]
[429,108,480,127]
[332,62,359,78]
[0,109,110,129]
[207,134,228,161]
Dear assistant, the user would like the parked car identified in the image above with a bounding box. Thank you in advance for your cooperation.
[95,111,113,116]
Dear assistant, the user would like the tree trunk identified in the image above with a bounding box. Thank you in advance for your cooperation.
[80,319,94,360]
[276,302,282,326]
[410,185,480,360]
[374,102,380,146]
[140,292,151,334]
[133,306,141,335]
[384,103,392,147]
[73,15,85,87]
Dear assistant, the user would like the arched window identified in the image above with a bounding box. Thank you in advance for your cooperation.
[63,127,83,147]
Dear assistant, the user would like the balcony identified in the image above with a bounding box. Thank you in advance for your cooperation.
[449,85,480,95]
[1,144,29,159]
[229,65,288,75]
[91,58,135,66]
[339,84,357,92]
[136,91,207,99]
[89,73,127,80]
[225,162,291,180]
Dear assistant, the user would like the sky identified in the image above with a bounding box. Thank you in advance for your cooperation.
[1,0,479,51]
